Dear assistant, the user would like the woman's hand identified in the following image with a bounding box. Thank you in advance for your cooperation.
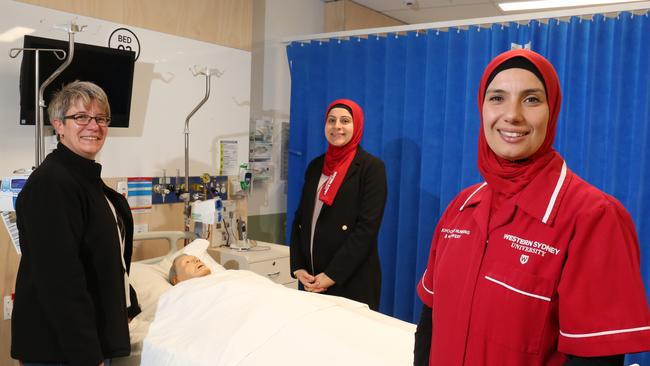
[294,269,316,289]
[295,270,336,293]
[311,272,335,292]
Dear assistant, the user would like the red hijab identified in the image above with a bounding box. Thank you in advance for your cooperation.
[319,99,364,206]
[477,49,562,197]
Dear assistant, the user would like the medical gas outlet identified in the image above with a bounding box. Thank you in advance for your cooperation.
[152,173,228,204]
[152,169,185,203]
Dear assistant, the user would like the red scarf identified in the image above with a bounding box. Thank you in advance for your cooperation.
[319,99,364,206]
[477,49,562,198]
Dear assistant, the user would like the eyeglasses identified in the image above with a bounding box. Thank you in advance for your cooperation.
[64,114,111,127]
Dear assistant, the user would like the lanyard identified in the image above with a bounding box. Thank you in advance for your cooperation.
[105,196,131,308]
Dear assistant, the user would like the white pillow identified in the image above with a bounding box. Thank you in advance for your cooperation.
[130,262,172,320]
[156,238,225,277]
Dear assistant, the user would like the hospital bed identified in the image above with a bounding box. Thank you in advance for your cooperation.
[112,230,193,366]
[113,231,416,366]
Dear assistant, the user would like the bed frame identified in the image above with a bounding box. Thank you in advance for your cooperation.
[133,230,195,264]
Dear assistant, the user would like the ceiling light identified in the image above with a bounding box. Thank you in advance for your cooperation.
[0,26,35,43]
[498,0,639,11]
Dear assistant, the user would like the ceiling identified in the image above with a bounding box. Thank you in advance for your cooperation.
[353,0,504,23]
[350,0,645,24]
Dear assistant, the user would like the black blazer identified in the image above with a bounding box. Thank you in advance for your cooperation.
[290,147,387,310]
[12,144,140,365]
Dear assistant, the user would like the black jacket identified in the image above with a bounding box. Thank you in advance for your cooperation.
[12,143,140,365]
[290,147,387,310]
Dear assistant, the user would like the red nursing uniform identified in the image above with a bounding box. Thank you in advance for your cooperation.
[417,156,650,365]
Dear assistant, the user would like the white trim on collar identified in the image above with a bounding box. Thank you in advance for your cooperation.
[459,182,488,211]
[542,160,567,224]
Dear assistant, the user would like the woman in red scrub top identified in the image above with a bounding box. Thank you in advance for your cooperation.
[414,49,650,366]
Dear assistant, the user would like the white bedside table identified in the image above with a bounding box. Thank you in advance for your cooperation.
[208,241,297,289]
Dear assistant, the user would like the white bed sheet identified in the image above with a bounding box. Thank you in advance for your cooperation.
[141,270,415,365]
[112,260,168,366]
[114,237,224,366]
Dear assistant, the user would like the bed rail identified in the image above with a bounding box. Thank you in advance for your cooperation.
[134,231,196,264]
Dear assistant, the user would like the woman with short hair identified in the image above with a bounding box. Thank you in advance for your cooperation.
[12,81,140,366]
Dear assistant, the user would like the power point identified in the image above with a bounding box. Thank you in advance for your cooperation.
[3,295,13,320]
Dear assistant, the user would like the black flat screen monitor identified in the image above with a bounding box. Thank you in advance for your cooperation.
[19,35,135,128]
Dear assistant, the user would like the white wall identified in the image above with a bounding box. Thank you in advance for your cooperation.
[0,0,251,178]
[262,0,325,115]
[247,0,325,216]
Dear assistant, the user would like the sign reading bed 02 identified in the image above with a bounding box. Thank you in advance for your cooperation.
[19,35,136,128]
[109,28,141,61]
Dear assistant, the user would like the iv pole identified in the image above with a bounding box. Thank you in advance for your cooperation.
[9,21,86,167]
[182,66,224,234]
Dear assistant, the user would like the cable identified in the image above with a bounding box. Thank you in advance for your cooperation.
[224,220,231,245]
[225,216,238,247]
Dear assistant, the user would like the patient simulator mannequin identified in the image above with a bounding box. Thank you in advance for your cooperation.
[169,255,212,285]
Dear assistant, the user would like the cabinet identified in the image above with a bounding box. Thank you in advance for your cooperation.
[208,242,297,289]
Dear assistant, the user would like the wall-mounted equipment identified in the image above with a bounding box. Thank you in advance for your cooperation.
[18,34,135,129]
[152,172,228,204]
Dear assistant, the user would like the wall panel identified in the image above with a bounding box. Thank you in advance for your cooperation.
[16,0,252,50]
[325,0,405,32]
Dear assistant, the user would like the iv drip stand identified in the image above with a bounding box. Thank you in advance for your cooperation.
[9,21,86,168]
[183,66,224,234]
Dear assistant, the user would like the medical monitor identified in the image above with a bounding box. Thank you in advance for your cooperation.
[19,35,136,128]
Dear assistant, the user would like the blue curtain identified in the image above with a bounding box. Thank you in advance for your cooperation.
[286,12,650,363]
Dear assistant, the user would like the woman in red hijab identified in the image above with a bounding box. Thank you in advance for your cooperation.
[414,49,650,365]
[290,99,387,310]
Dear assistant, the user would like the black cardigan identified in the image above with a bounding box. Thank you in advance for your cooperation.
[12,143,140,365]
[290,147,387,310]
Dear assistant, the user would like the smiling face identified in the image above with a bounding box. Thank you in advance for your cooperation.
[324,107,354,147]
[171,255,211,285]
[482,68,549,161]
[51,98,108,160]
